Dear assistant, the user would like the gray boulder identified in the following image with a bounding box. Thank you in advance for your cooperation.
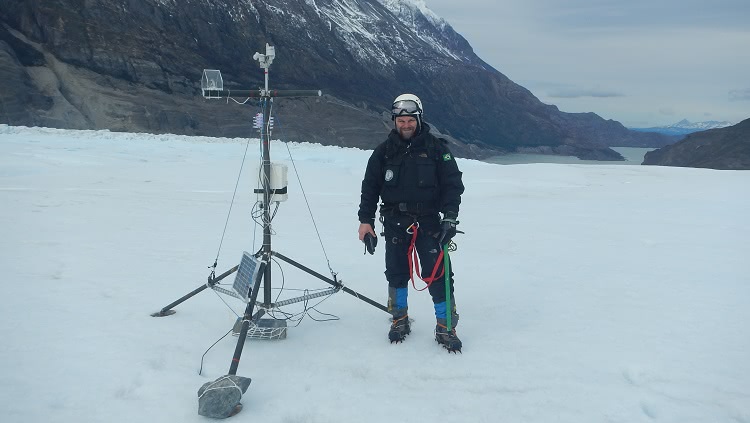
[198,375,252,418]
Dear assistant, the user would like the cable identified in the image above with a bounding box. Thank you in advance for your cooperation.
[262,256,340,325]
[198,327,234,375]
[269,288,340,326]
[227,96,252,105]
[272,256,286,303]
[210,285,242,319]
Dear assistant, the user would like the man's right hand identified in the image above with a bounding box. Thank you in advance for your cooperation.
[358,223,376,241]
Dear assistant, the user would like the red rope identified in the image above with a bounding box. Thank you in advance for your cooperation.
[406,223,444,291]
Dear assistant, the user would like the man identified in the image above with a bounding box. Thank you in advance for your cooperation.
[357,94,465,352]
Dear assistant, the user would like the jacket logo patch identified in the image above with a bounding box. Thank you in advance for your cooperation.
[385,169,394,182]
[442,153,452,161]
[419,153,428,157]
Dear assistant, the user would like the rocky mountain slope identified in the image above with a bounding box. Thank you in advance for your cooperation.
[0,0,673,159]
[642,118,750,170]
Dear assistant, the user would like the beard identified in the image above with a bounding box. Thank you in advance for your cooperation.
[398,127,415,140]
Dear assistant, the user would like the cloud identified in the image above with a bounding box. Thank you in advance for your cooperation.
[547,87,625,99]
[728,88,750,101]
[426,0,750,126]
[529,0,750,33]
[659,108,676,116]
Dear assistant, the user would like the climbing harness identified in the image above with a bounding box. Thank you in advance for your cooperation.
[406,221,448,291]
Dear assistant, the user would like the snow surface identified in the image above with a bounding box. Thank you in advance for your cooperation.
[1,125,749,422]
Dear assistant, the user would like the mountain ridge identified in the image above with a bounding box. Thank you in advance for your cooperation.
[0,0,674,159]
[642,118,750,170]
[630,119,735,137]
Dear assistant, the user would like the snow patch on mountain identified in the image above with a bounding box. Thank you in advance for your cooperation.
[377,0,461,60]
[630,119,736,136]
[666,119,734,130]
[378,0,448,29]
[151,0,468,70]
[297,0,464,71]
[239,0,261,23]
[319,0,399,67]
[266,3,308,25]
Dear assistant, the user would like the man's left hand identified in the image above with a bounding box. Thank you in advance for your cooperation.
[438,217,459,245]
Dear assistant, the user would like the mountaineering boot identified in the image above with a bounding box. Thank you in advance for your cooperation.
[435,321,462,353]
[387,287,409,343]
[434,301,461,352]
[388,314,411,343]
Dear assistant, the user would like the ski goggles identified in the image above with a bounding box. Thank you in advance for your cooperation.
[391,100,422,117]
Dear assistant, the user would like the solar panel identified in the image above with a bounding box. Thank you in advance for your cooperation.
[233,252,261,301]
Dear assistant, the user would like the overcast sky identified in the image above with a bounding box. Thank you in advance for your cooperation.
[423,0,750,127]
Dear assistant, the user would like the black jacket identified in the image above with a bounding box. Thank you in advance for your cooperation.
[358,123,464,225]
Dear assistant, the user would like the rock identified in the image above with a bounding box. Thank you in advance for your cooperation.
[197,375,252,419]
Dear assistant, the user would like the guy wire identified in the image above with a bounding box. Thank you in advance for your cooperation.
[210,105,258,267]
[275,114,338,280]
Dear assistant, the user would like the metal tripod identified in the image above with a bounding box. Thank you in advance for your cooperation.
[152,45,387,377]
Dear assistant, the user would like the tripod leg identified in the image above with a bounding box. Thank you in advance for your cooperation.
[150,265,239,317]
[228,262,266,375]
[271,251,389,313]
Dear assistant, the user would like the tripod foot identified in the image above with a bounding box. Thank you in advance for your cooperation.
[150,309,176,317]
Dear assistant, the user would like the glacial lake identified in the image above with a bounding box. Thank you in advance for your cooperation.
[485,147,656,165]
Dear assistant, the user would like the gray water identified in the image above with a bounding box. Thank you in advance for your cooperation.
[485,147,656,165]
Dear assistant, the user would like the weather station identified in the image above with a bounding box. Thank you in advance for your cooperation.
[150,43,388,418]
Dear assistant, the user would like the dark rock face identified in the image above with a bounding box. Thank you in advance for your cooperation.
[0,0,672,159]
[642,118,750,170]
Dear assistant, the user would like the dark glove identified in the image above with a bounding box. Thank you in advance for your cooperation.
[363,232,377,255]
[438,217,459,245]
